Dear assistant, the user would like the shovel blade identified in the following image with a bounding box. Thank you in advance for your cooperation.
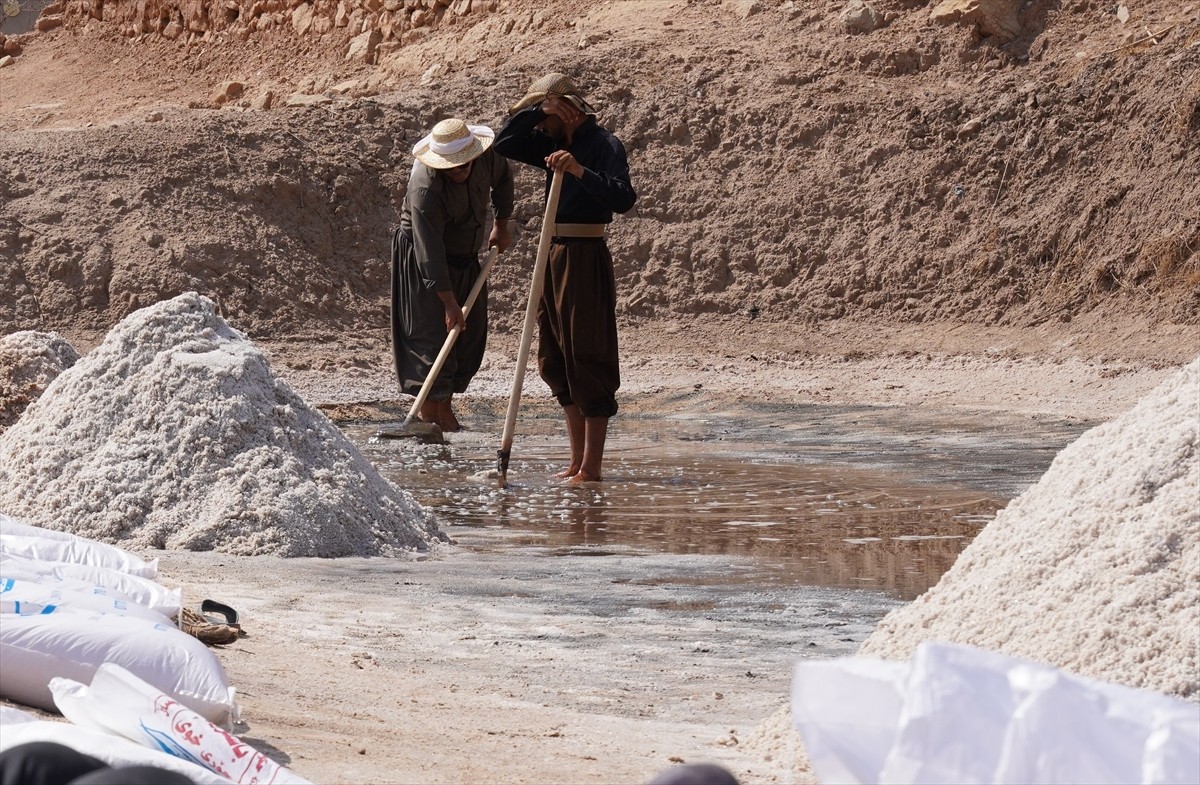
[374,421,445,444]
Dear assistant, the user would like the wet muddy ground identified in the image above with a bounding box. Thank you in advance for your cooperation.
[350,401,1088,603]
[148,401,1093,783]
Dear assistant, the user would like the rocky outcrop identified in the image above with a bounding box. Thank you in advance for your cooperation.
[58,0,498,48]
[929,0,1023,40]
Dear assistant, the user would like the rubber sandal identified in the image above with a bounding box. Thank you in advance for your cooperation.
[201,598,240,629]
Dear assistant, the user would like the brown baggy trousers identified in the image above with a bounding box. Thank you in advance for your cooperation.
[537,237,620,418]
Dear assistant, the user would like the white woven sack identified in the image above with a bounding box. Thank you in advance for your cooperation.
[0,552,181,617]
[0,705,38,724]
[0,714,229,785]
[53,665,311,785]
[0,514,158,578]
[1,577,174,625]
[0,608,238,725]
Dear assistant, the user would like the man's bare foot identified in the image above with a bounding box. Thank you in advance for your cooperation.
[566,471,602,484]
[417,401,440,425]
[555,466,580,479]
[438,400,461,432]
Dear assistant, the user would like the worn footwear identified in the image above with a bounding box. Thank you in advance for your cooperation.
[179,607,240,645]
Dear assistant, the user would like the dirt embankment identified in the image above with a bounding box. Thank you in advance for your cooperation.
[1,0,1198,358]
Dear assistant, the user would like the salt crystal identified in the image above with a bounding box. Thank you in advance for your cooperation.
[0,293,445,558]
[859,357,1200,700]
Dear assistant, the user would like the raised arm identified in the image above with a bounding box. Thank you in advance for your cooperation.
[494,106,556,169]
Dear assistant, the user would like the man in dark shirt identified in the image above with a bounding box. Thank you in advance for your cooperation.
[395,118,514,432]
[495,73,637,482]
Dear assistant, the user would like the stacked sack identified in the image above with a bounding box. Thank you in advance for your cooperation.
[0,512,237,724]
[0,513,313,783]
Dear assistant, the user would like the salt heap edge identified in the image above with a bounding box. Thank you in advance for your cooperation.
[0,292,446,557]
[859,357,1200,701]
[0,330,80,433]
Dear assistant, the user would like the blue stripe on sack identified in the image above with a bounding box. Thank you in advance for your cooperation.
[0,579,13,593]
[14,603,57,615]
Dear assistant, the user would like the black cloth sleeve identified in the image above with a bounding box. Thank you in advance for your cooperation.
[494,107,555,168]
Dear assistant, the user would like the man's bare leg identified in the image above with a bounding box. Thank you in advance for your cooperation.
[556,404,585,478]
[568,415,608,483]
[418,397,440,425]
[418,396,459,432]
[439,395,461,432]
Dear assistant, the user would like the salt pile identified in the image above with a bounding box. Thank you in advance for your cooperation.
[0,293,445,557]
[859,356,1199,699]
[0,331,80,432]
[743,358,1198,779]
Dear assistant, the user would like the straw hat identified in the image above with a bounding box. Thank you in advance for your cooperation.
[509,72,596,115]
[412,118,495,169]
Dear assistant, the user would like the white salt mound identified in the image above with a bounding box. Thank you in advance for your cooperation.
[0,293,445,557]
[743,358,1198,782]
[0,331,80,432]
[859,357,1200,700]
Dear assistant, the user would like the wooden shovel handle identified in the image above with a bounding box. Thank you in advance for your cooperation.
[498,169,564,479]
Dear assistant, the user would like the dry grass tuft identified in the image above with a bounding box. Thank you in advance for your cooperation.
[1135,229,1200,283]
[1175,79,1200,137]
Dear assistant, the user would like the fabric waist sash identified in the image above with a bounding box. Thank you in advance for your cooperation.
[552,223,607,238]
[398,230,479,268]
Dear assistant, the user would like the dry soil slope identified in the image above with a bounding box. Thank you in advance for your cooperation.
[1,0,1197,345]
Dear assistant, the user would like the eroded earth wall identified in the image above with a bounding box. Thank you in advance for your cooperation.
[1,0,1197,341]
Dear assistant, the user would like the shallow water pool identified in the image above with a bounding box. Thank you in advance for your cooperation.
[346,404,1087,601]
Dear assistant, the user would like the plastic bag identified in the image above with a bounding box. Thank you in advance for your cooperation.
[53,664,310,785]
[0,552,181,617]
[791,641,1200,785]
[2,577,175,625]
[0,514,158,578]
[0,554,182,619]
[0,712,229,784]
[0,608,238,724]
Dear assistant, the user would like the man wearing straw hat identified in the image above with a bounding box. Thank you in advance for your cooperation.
[394,118,514,432]
[495,73,636,482]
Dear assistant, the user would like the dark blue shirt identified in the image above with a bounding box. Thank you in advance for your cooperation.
[494,106,636,224]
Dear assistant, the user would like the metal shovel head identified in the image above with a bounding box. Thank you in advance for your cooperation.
[496,448,511,488]
[374,420,445,444]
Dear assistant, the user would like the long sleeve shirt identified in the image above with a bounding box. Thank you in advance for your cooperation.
[494,107,636,224]
[399,148,514,291]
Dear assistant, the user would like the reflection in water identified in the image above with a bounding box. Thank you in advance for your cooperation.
[347,416,1021,601]
[564,500,607,549]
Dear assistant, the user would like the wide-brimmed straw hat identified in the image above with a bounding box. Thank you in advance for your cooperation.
[509,72,596,115]
[412,118,495,169]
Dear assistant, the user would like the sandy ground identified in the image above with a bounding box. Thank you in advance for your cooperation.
[126,322,1191,785]
[2,0,1197,778]
[1,274,1194,785]
[280,313,1195,422]
[156,545,847,785]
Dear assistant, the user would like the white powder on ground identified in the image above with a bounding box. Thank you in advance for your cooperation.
[0,293,445,557]
[0,331,80,433]
[744,357,1199,778]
